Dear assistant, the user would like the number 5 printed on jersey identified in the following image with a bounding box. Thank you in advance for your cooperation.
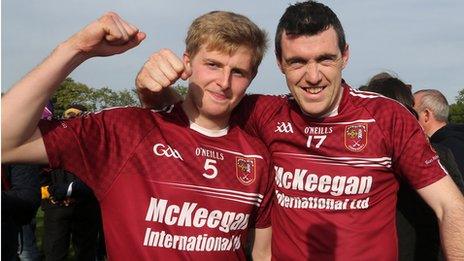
[203,159,218,179]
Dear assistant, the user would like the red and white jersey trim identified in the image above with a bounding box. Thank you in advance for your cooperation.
[274,152,392,168]
[153,181,264,207]
[205,145,264,159]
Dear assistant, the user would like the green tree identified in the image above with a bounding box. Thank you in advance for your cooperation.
[51,78,94,116]
[173,84,188,98]
[51,78,140,117]
[449,88,464,123]
[91,87,139,110]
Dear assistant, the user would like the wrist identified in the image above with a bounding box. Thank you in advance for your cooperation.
[55,40,91,66]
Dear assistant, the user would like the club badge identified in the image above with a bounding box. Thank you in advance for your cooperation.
[344,123,368,152]
[236,157,256,185]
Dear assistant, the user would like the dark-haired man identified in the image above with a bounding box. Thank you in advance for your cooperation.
[136,1,464,260]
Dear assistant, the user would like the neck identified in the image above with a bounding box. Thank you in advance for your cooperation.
[427,121,447,137]
[181,97,230,130]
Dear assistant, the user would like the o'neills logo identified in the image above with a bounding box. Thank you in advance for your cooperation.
[344,123,368,152]
[236,157,256,185]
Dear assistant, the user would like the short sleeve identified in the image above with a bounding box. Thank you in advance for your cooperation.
[389,106,446,189]
[39,108,153,198]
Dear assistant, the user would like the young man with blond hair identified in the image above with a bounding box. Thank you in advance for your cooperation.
[2,11,272,260]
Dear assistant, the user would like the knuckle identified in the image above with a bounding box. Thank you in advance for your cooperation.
[159,48,171,56]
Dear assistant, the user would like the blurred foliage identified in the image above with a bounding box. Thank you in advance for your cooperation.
[173,84,188,98]
[449,88,464,123]
[51,78,139,117]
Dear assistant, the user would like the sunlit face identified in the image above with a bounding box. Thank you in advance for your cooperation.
[183,45,255,129]
[277,27,349,117]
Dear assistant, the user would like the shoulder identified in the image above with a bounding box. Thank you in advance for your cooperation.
[346,87,414,120]
[229,126,270,160]
[92,106,152,118]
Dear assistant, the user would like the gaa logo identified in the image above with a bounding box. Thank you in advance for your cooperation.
[153,143,184,161]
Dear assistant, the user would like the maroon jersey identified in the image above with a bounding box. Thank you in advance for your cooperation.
[236,83,447,260]
[39,104,273,261]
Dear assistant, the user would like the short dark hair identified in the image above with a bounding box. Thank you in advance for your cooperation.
[275,1,346,60]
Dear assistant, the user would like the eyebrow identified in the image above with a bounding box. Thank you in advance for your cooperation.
[203,58,222,65]
[203,58,251,76]
[316,53,339,61]
[285,53,339,64]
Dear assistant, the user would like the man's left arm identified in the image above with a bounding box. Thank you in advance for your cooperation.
[417,175,464,260]
[251,227,272,261]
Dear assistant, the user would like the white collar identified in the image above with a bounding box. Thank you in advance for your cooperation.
[189,121,229,137]
[301,105,339,118]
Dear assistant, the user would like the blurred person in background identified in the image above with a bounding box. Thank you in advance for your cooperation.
[41,104,101,261]
[414,89,464,178]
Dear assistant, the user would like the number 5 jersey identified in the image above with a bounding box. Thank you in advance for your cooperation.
[39,103,273,261]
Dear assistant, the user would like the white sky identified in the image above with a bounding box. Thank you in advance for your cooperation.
[2,0,463,102]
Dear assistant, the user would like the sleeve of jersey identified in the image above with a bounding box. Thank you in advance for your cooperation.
[388,107,447,189]
[252,156,274,229]
[234,94,286,139]
[38,108,149,198]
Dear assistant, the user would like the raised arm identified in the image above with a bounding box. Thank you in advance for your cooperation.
[135,48,190,108]
[417,175,464,260]
[1,12,145,164]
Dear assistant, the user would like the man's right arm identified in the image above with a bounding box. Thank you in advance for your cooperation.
[135,49,190,109]
[1,12,145,164]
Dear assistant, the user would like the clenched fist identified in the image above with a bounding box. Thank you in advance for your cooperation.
[66,12,146,59]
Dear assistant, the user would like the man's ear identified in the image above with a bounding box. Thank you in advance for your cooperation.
[424,109,431,123]
[275,52,284,74]
[182,52,192,80]
[183,52,191,71]
[341,44,350,69]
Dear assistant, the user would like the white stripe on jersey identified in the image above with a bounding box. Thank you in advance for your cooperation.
[274,152,392,168]
[154,181,264,207]
[203,145,264,159]
[203,195,261,207]
[349,89,384,99]
[350,87,416,117]
[315,119,376,125]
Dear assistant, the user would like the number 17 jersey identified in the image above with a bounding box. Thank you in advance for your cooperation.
[235,83,446,260]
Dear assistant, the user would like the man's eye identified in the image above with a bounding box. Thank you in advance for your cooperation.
[207,62,219,68]
[319,56,340,66]
[232,70,244,77]
[320,59,335,66]
[288,60,305,69]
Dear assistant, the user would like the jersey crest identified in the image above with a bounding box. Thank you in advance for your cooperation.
[344,123,368,152]
[236,157,256,185]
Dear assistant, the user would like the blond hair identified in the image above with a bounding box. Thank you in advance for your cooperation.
[185,11,268,73]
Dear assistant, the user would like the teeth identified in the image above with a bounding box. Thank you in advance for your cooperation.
[305,87,323,94]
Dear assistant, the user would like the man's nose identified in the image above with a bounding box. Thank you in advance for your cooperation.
[304,62,322,85]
